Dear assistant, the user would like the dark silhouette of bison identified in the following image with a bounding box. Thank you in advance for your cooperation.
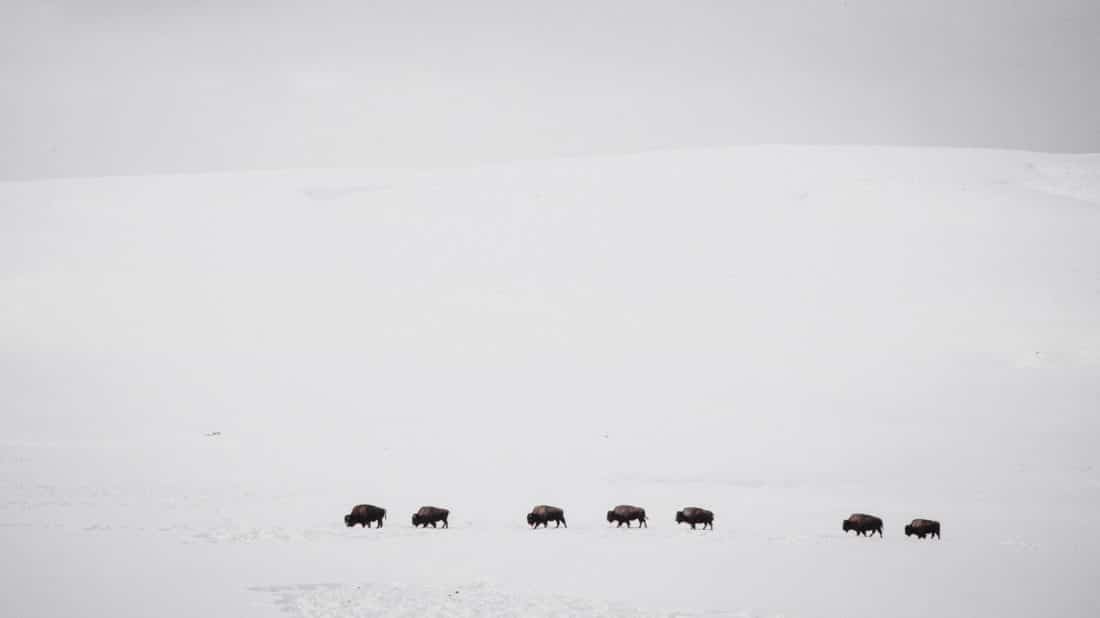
[676,507,714,530]
[412,506,450,528]
[607,505,648,528]
[842,513,883,537]
[527,505,566,528]
[344,504,386,528]
[905,518,940,539]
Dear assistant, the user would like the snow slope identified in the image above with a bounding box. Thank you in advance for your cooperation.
[2,146,1099,617]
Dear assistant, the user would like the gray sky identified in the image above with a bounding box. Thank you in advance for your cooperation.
[2,0,1098,180]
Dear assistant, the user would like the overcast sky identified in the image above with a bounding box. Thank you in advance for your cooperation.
[2,0,1098,180]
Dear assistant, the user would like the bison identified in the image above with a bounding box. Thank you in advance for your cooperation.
[675,507,714,530]
[345,504,386,528]
[527,505,567,528]
[412,506,450,528]
[904,518,940,539]
[607,505,648,528]
[842,513,883,537]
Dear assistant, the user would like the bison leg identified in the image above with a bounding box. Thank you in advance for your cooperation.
[690,523,696,530]
[642,518,648,528]
[443,518,449,528]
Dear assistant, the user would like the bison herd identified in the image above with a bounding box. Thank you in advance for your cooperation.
[344,504,939,539]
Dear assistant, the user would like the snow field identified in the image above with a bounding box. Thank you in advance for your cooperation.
[3,146,1099,616]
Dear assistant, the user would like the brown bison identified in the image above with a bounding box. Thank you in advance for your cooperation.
[905,518,940,539]
[345,504,386,528]
[676,507,714,530]
[527,505,567,528]
[842,513,883,537]
[607,505,648,528]
[411,506,450,528]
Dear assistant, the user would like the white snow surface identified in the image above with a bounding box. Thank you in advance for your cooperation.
[2,146,1099,617]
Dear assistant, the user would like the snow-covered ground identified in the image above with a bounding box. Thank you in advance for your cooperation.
[2,146,1099,617]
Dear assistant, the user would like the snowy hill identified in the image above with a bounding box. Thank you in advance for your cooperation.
[2,146,1099,617]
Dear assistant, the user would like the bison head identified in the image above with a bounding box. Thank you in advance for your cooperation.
[526,512,536,526]
[412,514,421,527]
[344,514,353,527]
[842,519,851,532]
[904,524,913,537]
[606,510,616,523]
[675,510,685,524]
